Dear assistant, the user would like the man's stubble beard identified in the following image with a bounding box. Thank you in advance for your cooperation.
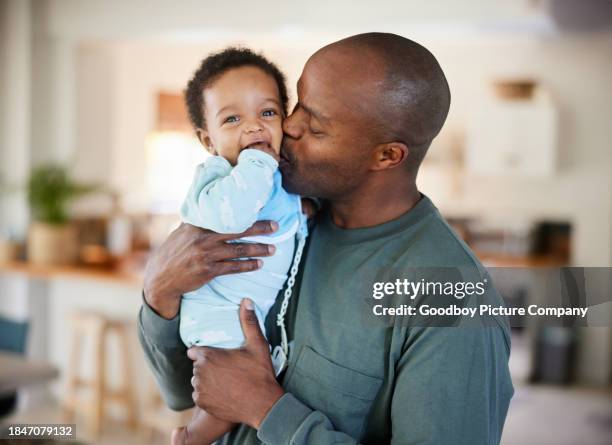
[280,162,314,196]
[281,161,358,201]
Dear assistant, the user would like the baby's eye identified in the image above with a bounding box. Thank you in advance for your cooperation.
[224,115,239,123]
[262,109,278,117]
[310,127,323,135]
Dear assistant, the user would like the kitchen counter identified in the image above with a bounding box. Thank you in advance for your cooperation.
[0,260,143,288]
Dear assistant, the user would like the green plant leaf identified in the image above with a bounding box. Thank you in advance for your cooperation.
[27,164,100,224]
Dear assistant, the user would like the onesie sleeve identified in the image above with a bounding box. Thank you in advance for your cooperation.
[180,149,279,233]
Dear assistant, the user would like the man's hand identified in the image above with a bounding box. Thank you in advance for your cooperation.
[187,299,285,428]
[143,222,278,319]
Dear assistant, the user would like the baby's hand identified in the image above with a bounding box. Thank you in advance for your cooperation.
[248,143,280,162]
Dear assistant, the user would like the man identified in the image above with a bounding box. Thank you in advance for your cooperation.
[139,33,514,444]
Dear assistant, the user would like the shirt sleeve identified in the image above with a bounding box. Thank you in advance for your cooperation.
[180,149,278,234]
[257,393,362,444]
[389,326,514,444]
[137,296,194,411]
[257,326,513,445]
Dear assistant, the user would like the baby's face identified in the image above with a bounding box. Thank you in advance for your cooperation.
[201,66,284,165]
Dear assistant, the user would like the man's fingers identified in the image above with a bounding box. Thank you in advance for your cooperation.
[211,242,275,262]
[215,259,263,275]
[239,298,267,348]
[220,220,278,241]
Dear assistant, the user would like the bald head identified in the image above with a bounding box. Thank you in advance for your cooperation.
[318,33,451,169]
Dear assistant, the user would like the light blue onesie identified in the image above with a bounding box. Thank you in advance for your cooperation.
[179,148,307,350]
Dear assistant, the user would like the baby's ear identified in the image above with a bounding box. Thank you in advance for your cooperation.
[195,128,216,155]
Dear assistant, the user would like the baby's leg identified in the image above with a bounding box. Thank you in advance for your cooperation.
[171,408,236,445]
[176,288,269,444]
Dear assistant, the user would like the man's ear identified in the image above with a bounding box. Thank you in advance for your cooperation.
[195,128,216,155]
[371,142,408,171]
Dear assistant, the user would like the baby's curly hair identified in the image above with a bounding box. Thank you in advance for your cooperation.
[185,47,289,130]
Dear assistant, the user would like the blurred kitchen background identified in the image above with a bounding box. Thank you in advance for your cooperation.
[0,0,611,444]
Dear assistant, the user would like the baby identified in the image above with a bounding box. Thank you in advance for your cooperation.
[171,48,308,445]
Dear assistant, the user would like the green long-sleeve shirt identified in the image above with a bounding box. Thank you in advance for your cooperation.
[138,195,514,444]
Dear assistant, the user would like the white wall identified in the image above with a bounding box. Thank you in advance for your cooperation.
[43,0,538,41]
[0,0,31,238]
[30,0,77,166]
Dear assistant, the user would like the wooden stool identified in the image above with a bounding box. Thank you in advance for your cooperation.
[62,311,137,437]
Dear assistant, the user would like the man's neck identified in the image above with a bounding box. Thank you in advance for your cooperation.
[329,180,421,229]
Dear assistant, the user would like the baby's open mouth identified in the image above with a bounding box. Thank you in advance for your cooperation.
[242,140,271,150]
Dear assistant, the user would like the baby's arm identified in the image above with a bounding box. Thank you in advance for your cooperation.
[181,149,278,233]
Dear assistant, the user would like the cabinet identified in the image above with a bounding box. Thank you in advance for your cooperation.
[466,94,558,177]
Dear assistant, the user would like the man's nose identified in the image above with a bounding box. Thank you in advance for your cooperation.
[283,112,303,139]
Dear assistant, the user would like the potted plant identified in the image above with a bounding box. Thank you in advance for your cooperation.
[27,164,98,265]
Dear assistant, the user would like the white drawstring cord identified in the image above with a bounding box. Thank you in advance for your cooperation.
[271,218,307,375]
